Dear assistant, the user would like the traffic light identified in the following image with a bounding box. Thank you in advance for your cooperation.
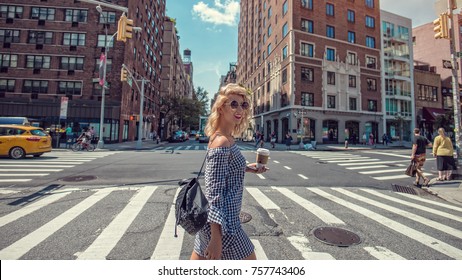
[120,68,128,82]
[433,13,449,39]
[117,14,134,42]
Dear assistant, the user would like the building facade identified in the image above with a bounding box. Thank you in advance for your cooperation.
[237,0,383,145]
[0,0,166,143]
[380,10,415,142]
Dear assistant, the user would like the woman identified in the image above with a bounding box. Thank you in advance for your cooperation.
[432,127,457,181]
[285,133,292,150]
[190,83,268,260]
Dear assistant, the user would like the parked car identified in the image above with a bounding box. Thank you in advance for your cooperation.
[0,124,52,159]
[199,135,210,143]
[168,130,187,142]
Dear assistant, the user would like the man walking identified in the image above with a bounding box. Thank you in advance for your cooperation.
[411,128,432,187]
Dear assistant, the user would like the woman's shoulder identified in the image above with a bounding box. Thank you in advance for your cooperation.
[209,134,233,149]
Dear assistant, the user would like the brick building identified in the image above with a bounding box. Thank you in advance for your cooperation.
[0,0,166,144]
[237,0,383,145]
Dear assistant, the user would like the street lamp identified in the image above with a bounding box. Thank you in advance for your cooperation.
[96,5,109,149]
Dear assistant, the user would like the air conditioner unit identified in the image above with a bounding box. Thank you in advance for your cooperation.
[70,45,77,51]
[33,68,40,74]
[3,42,10,48]
[67,70,75,75]
[6,18,13,24]
[38,19,45,26]
[0,67,7,73]
[36,44,43,50]
[72,22,78,27]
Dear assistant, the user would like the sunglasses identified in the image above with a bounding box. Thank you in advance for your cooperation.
[226,100,250,110]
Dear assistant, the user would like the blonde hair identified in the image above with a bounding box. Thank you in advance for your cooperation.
[204,83,252,137]
[438,127,446,137]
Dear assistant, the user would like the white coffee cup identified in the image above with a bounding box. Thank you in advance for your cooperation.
[256,148,270,168]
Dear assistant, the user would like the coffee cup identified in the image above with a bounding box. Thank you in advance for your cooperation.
[256,148,270,168]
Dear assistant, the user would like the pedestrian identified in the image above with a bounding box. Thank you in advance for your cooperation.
[89,126,95,140]
[362,132,367,145]
[255,131,264,148]
[65,125,73,148]
[190,83,267,260]
[369,132,374,146]
[432,127,457,181]
[285,132,292,150]
[411,128,431,187]
[382,133,388,146]
[270,131,276,148]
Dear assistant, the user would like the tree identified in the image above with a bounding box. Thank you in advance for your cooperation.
[195,86,209,115]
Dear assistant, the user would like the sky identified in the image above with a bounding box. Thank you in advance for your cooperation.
[165,0,442,99]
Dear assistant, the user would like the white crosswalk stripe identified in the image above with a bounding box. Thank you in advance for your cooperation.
[0,185,461,260]
[0,151,118,183]
[292,150,434,182]
[152,145,255,151]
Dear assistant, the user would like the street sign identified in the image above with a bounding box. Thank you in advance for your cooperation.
[443,60,453,69]
[59,96,69,119]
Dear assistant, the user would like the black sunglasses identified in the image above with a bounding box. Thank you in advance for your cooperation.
[227,100,250,110]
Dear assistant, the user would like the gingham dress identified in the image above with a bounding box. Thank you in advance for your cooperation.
[193,144,254,260]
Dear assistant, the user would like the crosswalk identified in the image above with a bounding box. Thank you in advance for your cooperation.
[0,151,119,183]
[0,185,460,260]
[292,150,433,181]
[152,144,255,151]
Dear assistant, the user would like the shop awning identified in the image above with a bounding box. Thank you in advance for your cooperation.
[423,107,447,121]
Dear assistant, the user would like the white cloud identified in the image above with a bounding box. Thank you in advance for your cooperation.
[192,0,240,26]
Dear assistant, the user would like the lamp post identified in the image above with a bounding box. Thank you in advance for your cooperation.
[96,5,108,149]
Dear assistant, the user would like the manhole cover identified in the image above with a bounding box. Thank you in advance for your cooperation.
[391,184,418,195]
[239,211,252,223]
[61,175,97,182]
[313,227,361,247]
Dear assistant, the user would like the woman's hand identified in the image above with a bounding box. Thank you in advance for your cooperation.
[246,163,269,174]
[205,224,222,260]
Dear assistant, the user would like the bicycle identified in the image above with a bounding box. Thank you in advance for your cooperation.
[71,138,95,152]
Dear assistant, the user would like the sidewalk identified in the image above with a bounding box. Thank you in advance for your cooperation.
[57,139,462,206]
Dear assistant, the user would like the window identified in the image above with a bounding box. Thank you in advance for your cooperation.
[301,0,313,10]
[326,3,334,16]
[99,11,116,23]
[349,98,357,110]
[97,35,114,47]
[268,25,272,37]
[0,79,15,92]
[282,68,287,84]
[0,29,20,43]
[366,36,375,48]
[417,84,438,101]
[349,75,357,88]
[368,100,377,112]
[348,31,355,43]
[28,31,53,44]
[58,81,82,95]
[23,80,48,94]
[327,72,335,85]
[347,10,355,23]
[327,95,336,108]
[301,67,314,82]
[0,5,23,19]
[283,1,288,15]
[367,78,377,91]
[347,52,357,65]
[365,0,374,8]
[267,43,272,54]
[63,33,86,46]
[65,9,88,22]
[30,7,55,20]
[26,55,50,69]
[326,48,335,61]
[366,56,376,68]
[301,19,313,33]
[302,92,314,106]
[365,16,375,28]
[326,25,335,38]
[282,45,288,59]
[61,57,84,70]
[301,42,314,57]
[282,22,288,37]
[0,54,17,67]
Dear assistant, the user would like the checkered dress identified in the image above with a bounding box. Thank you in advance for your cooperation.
[193,144,254,260]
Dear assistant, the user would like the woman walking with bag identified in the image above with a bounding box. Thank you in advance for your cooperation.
[433,127,457,181]
[410,128,431,187]
[190,83,268,260]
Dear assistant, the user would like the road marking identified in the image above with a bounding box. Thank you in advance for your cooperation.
[284,166,291,170]
[372,173,431,180]
[195,146,200,150]
[346,165,389,170]
[338,160,409,166]
[247,188,280,210]
[251,239,268,260]
[363,246,406,260]
[326,158,380,163]
[287,234,335,260]
[334,188,462,239]
[308,188,462,259]
[0,169,63,172]
[0,164,74,168]
[362,151,410,158]
[359,168,408,174]
[0,174,49,177]
[273,160,280,163]
[395,192,462,213]
[273,187,344,225]
[0,188,113,260]
[0,179,32,182]
[256,174,265,179]
[151,188,184,260]
[298,174,308,180]
[77,187,157,259]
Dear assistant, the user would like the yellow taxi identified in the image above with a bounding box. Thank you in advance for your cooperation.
[0,124,52,159]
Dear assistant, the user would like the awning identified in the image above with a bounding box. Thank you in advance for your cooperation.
[422,107,447,122]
